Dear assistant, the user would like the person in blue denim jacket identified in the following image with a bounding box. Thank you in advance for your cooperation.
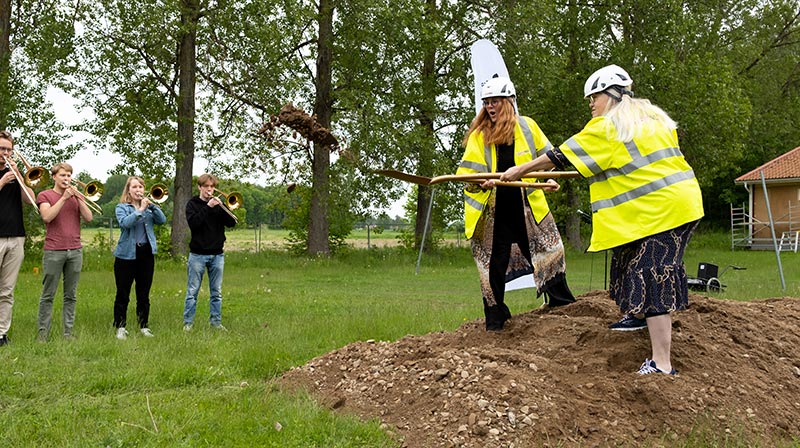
[112,176,167,340]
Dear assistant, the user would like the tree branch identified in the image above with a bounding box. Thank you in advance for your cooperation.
[739,8,800,75]
[196,66,269,113]
[102,31,178,99]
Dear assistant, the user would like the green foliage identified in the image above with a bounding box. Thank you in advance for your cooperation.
[396,185,448,251]
[154,219,172,260]
[4,0,800,254]
[1,1,74,155]
[22,205,44,261]
[281,180,356,255]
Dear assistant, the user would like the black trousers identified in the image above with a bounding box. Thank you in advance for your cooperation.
[113,243,155,329]
[485,228,529,328]
[485,210,575,329]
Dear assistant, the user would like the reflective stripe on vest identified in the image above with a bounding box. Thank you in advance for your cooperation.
[592,169,697,211]
[459,160,487,171]
[519,118,550,198]
[590,141,686,185]
[464,193,485,213]
[482,115,539,171]
[566,136,697,211]
[562,137,603,175]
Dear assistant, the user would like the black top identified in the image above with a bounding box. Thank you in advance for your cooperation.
[494,142,526,237]
[185,196,237,255]
[0,168,26,237]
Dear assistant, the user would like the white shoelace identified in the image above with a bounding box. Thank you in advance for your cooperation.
[637,359,661,375]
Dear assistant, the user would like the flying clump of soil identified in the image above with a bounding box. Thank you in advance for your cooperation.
[258,103,339,150]
[281,291,800,447]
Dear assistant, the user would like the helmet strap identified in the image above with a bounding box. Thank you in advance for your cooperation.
[605,85,634,102]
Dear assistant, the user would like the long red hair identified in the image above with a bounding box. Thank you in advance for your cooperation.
[462,98,516,147]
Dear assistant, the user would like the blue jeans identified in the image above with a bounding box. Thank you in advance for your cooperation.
[183,253,224,326]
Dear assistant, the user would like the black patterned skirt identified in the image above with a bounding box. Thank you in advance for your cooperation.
[609,221,699,315]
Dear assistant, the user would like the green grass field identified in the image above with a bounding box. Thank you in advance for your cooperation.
[1,229,798,446]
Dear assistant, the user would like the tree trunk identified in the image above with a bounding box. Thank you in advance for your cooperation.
[0,0,11,129]
[562,0,583,250]
[308,0,334,256]
[413,0,437,251]
[171,0,200,257]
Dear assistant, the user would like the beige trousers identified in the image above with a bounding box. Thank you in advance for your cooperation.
[0,237,25,336]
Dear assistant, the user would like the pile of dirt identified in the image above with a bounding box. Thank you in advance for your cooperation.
[281,292,800,447]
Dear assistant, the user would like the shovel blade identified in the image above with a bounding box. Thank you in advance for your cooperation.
[373,170,433,186]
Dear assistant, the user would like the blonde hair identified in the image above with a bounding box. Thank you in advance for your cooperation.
[462,98,517,147]
[120,176,145,204]
[197,173,218,188]
[603,92,677,142]
[50,162,73,176]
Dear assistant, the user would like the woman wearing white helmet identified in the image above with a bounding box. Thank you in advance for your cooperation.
[500,65,704,375]
[457,76,576,332]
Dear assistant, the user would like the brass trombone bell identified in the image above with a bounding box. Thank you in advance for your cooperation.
[73,179,104,202]
[147,183,169,204]
[11,150,49,188]
[24,166,50,188]
[213,188,243,210]
[69,179,104,214]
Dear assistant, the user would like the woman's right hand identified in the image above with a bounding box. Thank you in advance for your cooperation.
[479,180,496,190]
[500,165,526,182]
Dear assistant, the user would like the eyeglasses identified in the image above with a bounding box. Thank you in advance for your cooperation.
[482,98,503,108]
[588,94,602,105]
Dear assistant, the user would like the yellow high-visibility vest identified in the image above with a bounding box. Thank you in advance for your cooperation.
[457,116,553,239]
[560,117,704,252]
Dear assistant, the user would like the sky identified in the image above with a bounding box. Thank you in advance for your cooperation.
[49,86,213,183]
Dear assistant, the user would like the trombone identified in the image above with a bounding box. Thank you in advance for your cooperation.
[145,183,169,204]
[212,188,243,223]
[70,179,104,215]
[1,153,40,215]
[10,149,50,189]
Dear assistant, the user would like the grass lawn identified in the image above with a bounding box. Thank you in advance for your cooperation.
[1,229,798,446]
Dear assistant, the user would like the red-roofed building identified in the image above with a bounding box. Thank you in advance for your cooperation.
[732,146,800,251]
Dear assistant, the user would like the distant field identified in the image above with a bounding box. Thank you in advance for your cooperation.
[80,226,470,251]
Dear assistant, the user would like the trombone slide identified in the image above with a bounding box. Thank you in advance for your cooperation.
[2,155,40,215]
[214,196,239,223]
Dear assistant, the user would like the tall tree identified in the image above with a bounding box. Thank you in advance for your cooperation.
[173,0,201,256]
[72,0,289,256]
[308,0,334,255]
[0,0,72,160]
[333,0,478,248]
[1,0,11,129]
[737,2,800,168]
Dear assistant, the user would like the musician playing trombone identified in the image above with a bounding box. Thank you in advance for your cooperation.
[112,177,167,340]
[182,173,237,332]
[36,162,94,341]
[0,131,36,347]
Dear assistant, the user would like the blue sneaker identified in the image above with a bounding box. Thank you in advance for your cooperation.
[608,314,647,331]
[637,358,676,375]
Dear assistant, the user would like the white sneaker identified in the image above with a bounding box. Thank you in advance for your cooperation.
[212,324,228,332]
[116,327,129,340]
[140,328,154,337]
[183,324,193,332]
